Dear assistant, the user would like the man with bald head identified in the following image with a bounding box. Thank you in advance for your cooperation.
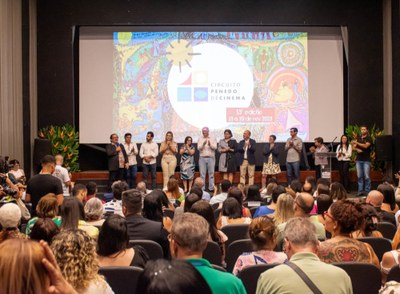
[366,190,396,226]
[238,130,256,185]
[276,192,326,250]
[198,127,217,192]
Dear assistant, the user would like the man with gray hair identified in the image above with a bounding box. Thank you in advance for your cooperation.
[256,217,352,294]
[170,213,246,294]
[193,177,211,201]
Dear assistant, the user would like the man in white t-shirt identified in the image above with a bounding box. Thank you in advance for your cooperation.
[53,154,71,197]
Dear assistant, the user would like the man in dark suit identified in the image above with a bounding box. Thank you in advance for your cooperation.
[122,189,170,258]
[105,133,128,190]
[237,130,256,185]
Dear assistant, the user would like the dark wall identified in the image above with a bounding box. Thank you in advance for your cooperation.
[393,0,400,173]
[35,0,384,170]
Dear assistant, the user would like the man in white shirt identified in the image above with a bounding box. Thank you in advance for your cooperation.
[123,132,139,188]
[209,179,231,205]
[198,127,217,192]
[139,131,159,190]
[53,154,71,197]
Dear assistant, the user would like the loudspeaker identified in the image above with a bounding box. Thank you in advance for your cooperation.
[33,138,52,174]
[375,135,393,161]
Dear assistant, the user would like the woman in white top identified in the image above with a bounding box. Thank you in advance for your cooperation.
[381,249,400,283]
[160,131,178,189]
[336,135,352,191]
[8,159,26,185]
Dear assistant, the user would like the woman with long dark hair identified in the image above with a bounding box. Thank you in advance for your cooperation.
[218,129,237,184]
[336,134,352,191]
[179,136,196,193]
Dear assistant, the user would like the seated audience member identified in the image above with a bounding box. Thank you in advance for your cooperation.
[170,213,246,294]
[143,192,173,233]
[192,177,211,201]
[137,180,151,195]
[318,200,379,267]
[60,197,99,239]
[330,182,348,201]
[103,180,129,216]
[244,185,262,204]
[30,217,60,245]
[260,181,277,199]
[285,179,303,198]
[312,193,333,225]
[227,187,251,217]
[381,246,400,282]
[86,181,105,203]
[276,192,326,249]
[366,190,396,226]
[190,200,228,262]
[97,214,149,268]
[273,193,295,225]
[137,259,212,294]
[7,159,26,184]
[165,177,185,203]
[351,203,383,238]
[316,183,330,197]
[305,176,317,193]
[256,217,352,294]
[0,239,77,294]
[26,193,61,235]
[84,198,105,227]
[183,193,201,212]
[209,179,231,205]
[72,183,87,203]
[233,216,287,276]
[0,203,25,243]
[253,185,286,218]
[378,183,399,214]
[219,198,252,228]
[122,189,170,258]
[51,229,113,293]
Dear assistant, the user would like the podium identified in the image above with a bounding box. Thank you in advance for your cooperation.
[317,152,337,182]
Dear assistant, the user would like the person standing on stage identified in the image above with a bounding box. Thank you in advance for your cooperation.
[198,127,217,192]
[285,127,303,185]
[261,134,281,190]
[238,130,256,185]
[123,132,138,188]
[309,137,329,179]
[336,134,352,191]
[180,136,196,194]
[139,131,159,190]
[352,125,372,196]
[106,133,128,190]
[160,131,178,189]
[218,129,237,184]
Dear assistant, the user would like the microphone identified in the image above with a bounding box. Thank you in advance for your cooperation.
[330,136,337,151]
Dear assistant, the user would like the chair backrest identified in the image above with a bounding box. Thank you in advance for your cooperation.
[163,208,174,219]
[237,263,280,294]
[225,239,253,273]
[332,262,381,294]
[357,237,392,261]
[99,266,143,294]
[387,265,400,283]
[129,239,163,260]
[377,222,397,240]
[214,208,222,221]
[221,224,250,249]
[203,240,222,266]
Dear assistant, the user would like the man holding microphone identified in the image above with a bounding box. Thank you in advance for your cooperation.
[106,133,128,191]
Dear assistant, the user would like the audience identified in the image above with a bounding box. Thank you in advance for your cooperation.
[84,198,105,227]
[26,193,61,235]
[330,182,348,201]
[227,187,251,217]
[137,259,212,294]
[219,198,252,228]
[253,185,286,218]
[86,181,104,203]
[30,217,60,244]
[103,180,129,216]
[209,179,231,205]
[366,190,396,226]
[260,181,277,199]
[122,189,170,258]
[137,180,150,195]
[0,203,25,243]
[378,183,399,214]
[318,200,379,267]
[72,183,87,203]
[351,203,383,238]
[381,243,400,282]
[165,177,185,203]
[273,193,295,225]
[192,177,211,201]
[244,184,262,205]
[60,197,99,239]
[170,213,246,294]
[285,179,302,198]
[143,191,173,232]
[51,229,113,293]
[233,216,287,276]
[256,217,352,294]
[97,214,149,268]
[313,193,333,225]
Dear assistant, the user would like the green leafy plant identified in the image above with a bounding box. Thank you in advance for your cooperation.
[38,124,79,172]
[345,124,384,171]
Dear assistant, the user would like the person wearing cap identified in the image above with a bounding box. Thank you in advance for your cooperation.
[285,127,303,185]
[198,127,217,193]
[0,203,26,243]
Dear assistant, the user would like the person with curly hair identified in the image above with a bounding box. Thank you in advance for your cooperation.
[232,216,287,275]
[51,229,113,293]
[318,200,379,267]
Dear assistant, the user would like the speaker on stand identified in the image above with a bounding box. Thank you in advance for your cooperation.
[33,138,52,175]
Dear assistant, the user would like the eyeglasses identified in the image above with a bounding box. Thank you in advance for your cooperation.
[323,211,334,221]
[167,234,181,246]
